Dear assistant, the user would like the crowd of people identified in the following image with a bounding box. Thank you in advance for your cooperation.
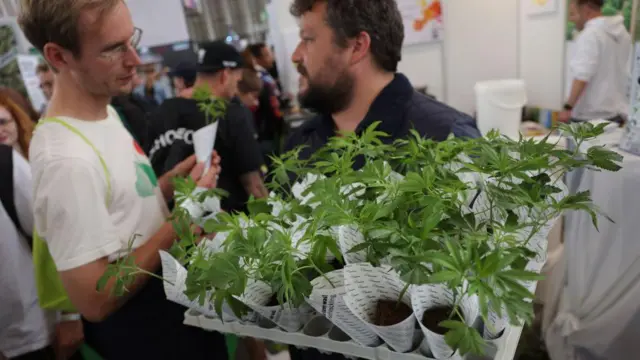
[0,0,483,359]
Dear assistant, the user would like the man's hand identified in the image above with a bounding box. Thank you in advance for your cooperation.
[188,151,221,189]
[558,110,572,123]
[54,320,84,360]
[159,152,221,200]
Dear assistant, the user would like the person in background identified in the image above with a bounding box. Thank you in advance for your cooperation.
[0,88,40,123]
[0,99,81,360]
[246,43,286,166]
[0,95,35,158]
[19,1,225,359]
[0,144,54,360]
[237,68,263,113]
[148,41,268,214]
[36,63,54,116]
[286,2,479,358]
[169,62,197,99]
[559,0,631,124]
[134,64,169,107]
[111,72,153,148]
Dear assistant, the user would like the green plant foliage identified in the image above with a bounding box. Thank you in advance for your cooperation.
[192,85,228,125]
[99,121,622,356]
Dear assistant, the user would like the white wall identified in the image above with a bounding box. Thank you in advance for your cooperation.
[398,43,444,101]
[266,0,568,115]
[519,1,568,110]
[442,0,520,114]
[127,0,190,48]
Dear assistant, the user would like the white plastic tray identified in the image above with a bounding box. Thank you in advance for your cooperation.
[183,310,522,360]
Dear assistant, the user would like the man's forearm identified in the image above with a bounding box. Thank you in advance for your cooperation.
[566,79,588,107]
[60,222,177,322]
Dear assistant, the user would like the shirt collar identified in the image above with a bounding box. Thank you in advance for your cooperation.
[310,73,414,140]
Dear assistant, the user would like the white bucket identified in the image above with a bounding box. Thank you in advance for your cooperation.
[474,79,527,139]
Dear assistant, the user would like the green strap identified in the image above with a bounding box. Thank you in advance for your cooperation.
[37,118,112,206]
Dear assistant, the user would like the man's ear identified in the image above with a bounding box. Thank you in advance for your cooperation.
[43,43,70,73]
[349,31,372,66]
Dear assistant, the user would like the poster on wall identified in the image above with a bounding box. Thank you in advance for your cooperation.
[397,0,443,46]
[524,0,558,16]
[0,24,24,95]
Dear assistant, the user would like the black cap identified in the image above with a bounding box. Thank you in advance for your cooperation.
[197,41,245,74]
[169,62,197,83]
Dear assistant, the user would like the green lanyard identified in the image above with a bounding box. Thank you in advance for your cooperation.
[37,118,112,206]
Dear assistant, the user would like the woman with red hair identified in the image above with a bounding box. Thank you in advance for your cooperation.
[0,94,36,159]
[0,87,40,123]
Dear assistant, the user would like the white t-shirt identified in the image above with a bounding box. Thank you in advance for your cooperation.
[30,106,169,272]
[0,151,51,358]
[570,15,632,120]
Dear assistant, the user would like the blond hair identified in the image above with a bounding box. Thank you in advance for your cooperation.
[19,0,121,55]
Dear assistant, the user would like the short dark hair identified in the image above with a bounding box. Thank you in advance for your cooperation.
[576,0,603,9]
[290,0,404,72]
[36,62,50,74]
[238,69,263,94]
[247,43,267,59]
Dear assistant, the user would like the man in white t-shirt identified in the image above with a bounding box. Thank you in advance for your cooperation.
[0,147,52,359]
[559,0,632,123]
[19,1,226,359]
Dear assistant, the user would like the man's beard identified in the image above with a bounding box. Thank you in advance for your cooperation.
[298,68,354,115]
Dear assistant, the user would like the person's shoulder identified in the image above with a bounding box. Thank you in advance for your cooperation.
[30,121,103,170]
[403,92,479,138]
[157,97,199,113]
[284,114,324,151]
[406,92,471,123]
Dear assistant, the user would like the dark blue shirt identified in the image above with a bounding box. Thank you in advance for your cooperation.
[285,73,480,159]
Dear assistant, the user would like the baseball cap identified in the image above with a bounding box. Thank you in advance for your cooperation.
[197,41,245,74]
[169,62,197,83]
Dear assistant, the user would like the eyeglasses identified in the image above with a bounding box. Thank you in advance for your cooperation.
[99,27,143,62]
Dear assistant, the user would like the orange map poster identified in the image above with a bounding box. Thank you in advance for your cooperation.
[398,0,443,46]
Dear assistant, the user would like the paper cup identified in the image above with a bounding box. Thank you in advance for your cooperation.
[179,187,222,227]
[193,122,219,173]
[343,263,416,352]
[483,306,507,340]
[291,173,324,207]
[412,284,478,359]
[159,251,239,322]
[338,225,367,264]
[306,270,381,346]
[238,281,313,332]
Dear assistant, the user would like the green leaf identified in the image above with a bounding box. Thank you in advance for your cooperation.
[428,270,460,284]
[348,242,370,254]
[587,146,623,172]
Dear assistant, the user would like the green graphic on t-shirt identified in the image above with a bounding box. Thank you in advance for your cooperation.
[135,162,158,198]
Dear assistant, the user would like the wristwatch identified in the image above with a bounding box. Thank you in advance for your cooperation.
[59,313,82,322]
[563,103,574,111]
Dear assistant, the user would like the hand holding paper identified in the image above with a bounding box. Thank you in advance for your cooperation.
[190,151,221,189]
[193,122,219,173]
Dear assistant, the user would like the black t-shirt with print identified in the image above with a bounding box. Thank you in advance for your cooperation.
[147,97,264,213]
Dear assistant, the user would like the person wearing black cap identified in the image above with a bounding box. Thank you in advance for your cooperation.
[147,41,268,214]
[169,62,197,99]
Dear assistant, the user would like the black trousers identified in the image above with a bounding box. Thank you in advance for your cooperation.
[11,346,83,360]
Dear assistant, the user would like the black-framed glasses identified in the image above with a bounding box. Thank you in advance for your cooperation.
[100,27,143,61]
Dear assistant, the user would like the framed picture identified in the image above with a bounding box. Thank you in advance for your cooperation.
[524,0,558,16]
